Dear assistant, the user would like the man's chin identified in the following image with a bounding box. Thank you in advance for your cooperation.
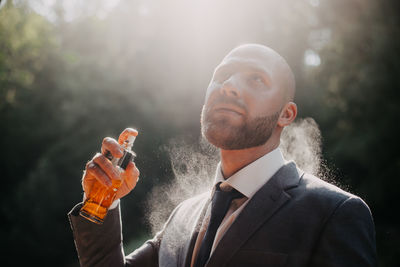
[203,127,241,150]
[202,124,271,150]
[201,116,247,149]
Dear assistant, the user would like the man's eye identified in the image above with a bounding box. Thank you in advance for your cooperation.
[250,74,264,83]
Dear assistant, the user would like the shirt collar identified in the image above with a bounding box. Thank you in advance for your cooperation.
[213,148,286,198]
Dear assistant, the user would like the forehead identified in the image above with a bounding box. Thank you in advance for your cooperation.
[215,47,282,76]
[215,57,271,75]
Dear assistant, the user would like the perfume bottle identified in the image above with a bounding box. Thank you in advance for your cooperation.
[79,130,137,224]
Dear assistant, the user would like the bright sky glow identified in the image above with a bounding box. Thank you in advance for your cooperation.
[28,0,121,22]
[138,4,149,16]
[0,0,7,9]
[309,0,320,7]
[304,49,321,66]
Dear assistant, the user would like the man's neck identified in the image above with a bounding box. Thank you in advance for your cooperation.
[219,136,280,178]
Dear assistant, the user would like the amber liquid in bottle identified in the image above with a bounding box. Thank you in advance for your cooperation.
[80,133,136,224]
[79,179,123,224]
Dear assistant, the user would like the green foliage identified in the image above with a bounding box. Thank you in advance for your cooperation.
[0,2,71,264]
[307,1,400,264]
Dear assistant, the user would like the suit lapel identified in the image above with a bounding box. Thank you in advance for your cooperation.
[182,196,212,267]
[206,162,302,267]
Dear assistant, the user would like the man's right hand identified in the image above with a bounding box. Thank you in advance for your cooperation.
[82,128,140,202]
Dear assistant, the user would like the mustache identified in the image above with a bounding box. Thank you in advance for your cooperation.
[208,96,248,113]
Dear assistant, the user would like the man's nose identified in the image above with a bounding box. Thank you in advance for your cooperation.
[219,75,241,97]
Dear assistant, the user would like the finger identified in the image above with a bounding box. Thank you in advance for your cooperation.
[118,161,140,199]
[124,161,140,183]
[101,137,124,158]
[92,153,121,182]
[82,169,99,196]
[81,169,93,193]
[123,162,140,188]
[118,128,138,145]
[86,161,112,187]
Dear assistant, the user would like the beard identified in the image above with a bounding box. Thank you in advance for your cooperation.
[201,104,281,150]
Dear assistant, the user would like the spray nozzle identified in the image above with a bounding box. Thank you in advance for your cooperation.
[123,135,136,151]
[105,128,138,170]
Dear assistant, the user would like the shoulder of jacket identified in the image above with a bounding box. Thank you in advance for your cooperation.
[295,171,359,204]
[167,191,210,220]
[178,191,210,210]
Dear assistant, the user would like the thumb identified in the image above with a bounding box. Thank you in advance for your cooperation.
[117,161,140,199]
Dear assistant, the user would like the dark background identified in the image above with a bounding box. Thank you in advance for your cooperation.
[0,0,398,266]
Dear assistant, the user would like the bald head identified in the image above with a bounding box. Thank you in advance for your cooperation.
[223,44,296,101]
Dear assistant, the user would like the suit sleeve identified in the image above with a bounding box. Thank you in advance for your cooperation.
[309,196,377,267]
[68,203,159,267]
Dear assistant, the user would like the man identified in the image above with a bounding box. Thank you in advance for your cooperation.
[69,44,377,266]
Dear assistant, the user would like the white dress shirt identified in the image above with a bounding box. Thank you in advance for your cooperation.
[214,147,286,198]
[191,148,286,266]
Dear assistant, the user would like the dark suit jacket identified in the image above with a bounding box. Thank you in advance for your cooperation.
[69,162,377,266]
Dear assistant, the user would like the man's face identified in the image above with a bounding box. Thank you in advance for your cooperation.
[201,46,287,150]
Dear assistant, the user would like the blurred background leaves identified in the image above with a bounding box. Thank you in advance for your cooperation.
[0,0,398,266]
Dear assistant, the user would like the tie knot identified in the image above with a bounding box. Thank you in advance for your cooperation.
[213,182,243,206]
[218,182,234,192]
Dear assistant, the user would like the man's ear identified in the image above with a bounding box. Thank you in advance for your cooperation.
[277,102,297,127]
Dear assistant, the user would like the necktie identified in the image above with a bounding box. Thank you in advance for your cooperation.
[194,183,243,267]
